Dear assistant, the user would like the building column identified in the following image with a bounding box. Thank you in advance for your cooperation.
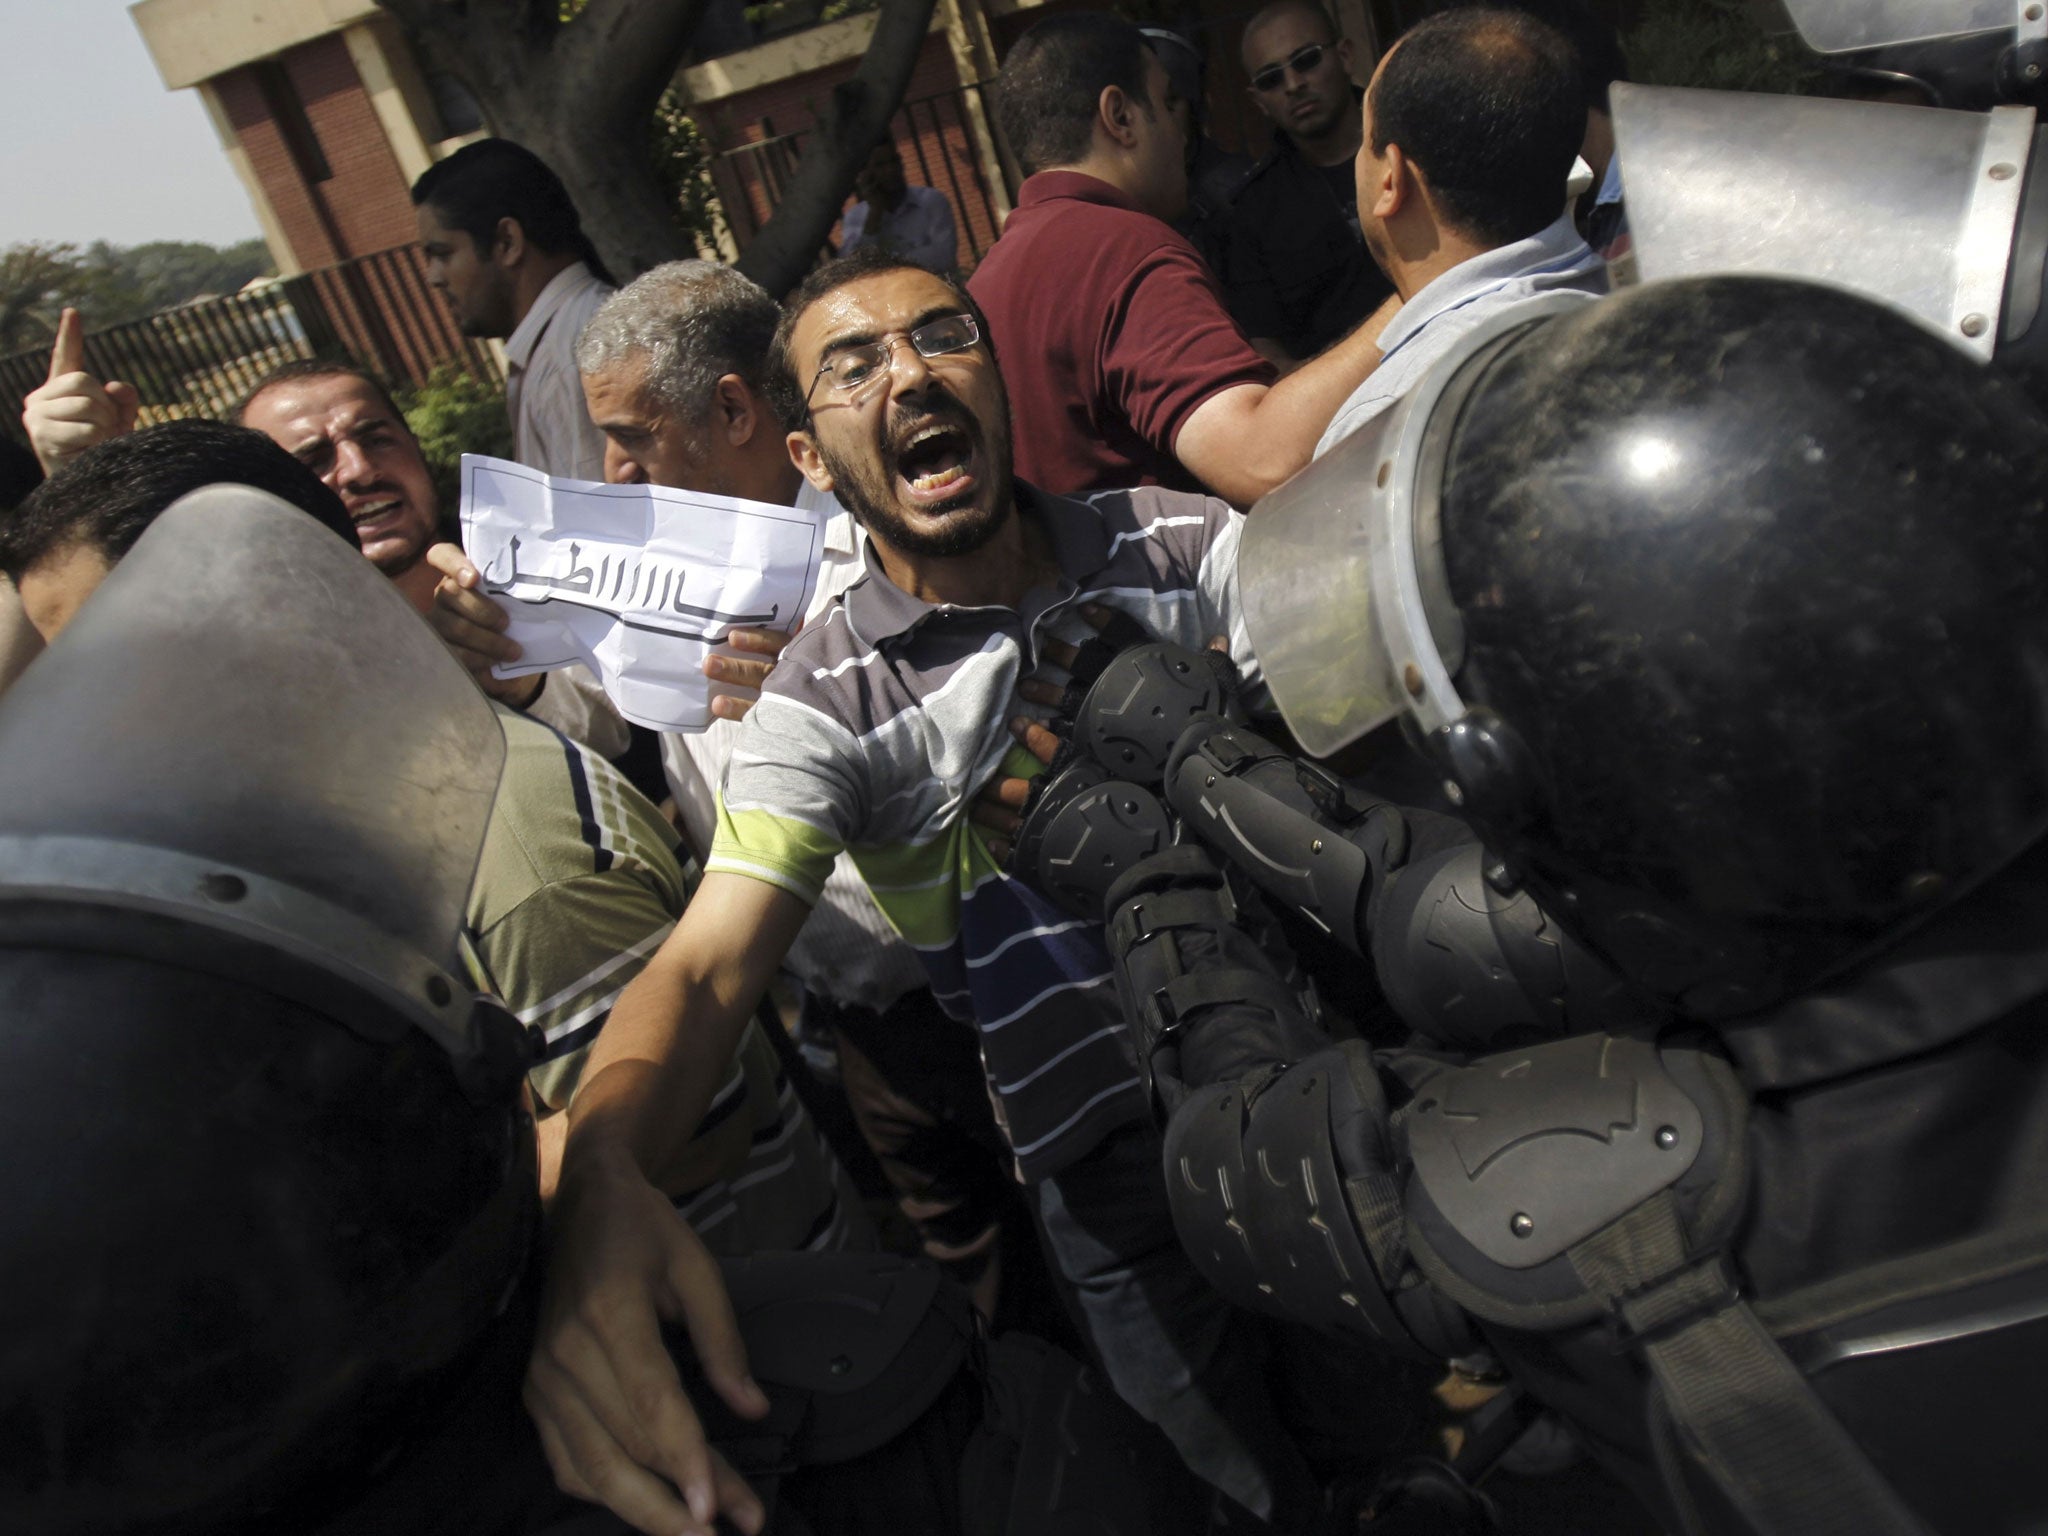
[196,80,302,276]
[342,18,439,188]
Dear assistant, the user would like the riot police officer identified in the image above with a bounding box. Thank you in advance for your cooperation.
[1008,272,2048,1535]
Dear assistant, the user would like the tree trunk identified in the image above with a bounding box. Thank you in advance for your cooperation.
[732,0,943,298]
[379,0,709,281]
[379,0,939,294]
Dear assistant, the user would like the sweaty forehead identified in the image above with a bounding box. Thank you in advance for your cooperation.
[244,377,392,443]
[796,271,967,358]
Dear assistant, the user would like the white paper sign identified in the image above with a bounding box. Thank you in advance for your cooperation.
[458,454,827,733]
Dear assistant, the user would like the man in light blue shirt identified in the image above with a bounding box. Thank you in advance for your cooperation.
[840,142,959,274]
[1316,7,1608,456]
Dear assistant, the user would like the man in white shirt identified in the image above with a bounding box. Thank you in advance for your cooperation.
[413,139,615,484]
[840,142,959,275]
[1316,6,1608,457]
[428,262,1027,1317]
[414,139,628,760]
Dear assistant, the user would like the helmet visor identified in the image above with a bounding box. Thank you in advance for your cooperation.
[1240,408,1412,758]
[0,487,505,972]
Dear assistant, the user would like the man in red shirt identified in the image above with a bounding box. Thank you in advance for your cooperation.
[970,12,1395,507]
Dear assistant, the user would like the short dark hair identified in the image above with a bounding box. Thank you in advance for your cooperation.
[765,246,994,429]
[1474,0,1627,112]
[996,13,1156,177]
[1370,7,1586,247]
[1241,0,1339,54]
[233,358,406,431]
[0,420,356,583]
[411,139,612,285]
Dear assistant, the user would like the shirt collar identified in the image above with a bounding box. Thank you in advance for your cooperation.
[1016,171,1144,216]
[1377,212,1597,355]
[1594,154,1625,209]
[794,478,861,558]
[504,261,596,371]
[842,482,1110,643]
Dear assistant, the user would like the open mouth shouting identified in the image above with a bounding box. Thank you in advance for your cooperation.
[347,494,412,542]
[343,489,431,571]
[890,413,982,510]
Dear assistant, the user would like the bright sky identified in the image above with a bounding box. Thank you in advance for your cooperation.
[0,0,264,251]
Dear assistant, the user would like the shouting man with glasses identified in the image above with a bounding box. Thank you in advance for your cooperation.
[1220,0,1395,369]
[524,247,1378,1535]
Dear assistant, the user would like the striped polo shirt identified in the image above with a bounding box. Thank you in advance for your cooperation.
[467,705,862,1254]
[710,484,1262,1180]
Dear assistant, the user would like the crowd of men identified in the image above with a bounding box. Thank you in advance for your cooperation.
[5,4,1646,1531]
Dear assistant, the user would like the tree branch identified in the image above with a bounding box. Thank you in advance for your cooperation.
[734,0,942,297]
[564,0,715,118]
[374,0,473,63]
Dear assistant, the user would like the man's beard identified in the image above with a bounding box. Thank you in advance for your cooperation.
[818,391,1016,561]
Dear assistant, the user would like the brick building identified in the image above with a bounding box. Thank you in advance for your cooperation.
[129,0,1384,288]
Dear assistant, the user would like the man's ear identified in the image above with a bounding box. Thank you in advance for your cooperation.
[1335,36,1356,78]
[492,216,527,268]
[1097,82,1142,151]
[1371,143,1409,221]
[788,428,835,492]
[716,374,760,447]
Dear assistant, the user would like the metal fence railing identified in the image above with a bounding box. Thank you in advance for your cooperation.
[710,81,1008,273]
[0,245,500,449]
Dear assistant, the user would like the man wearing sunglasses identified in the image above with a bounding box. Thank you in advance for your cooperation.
[971,12,1399,509]
[1221,1,1395,370]
[524,246,1376,1535]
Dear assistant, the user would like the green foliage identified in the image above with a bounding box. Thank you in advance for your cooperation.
[395,361,513,513]
[1622,0,1822,96]
[0,238,277,356]
[651,91,737,258]
[0,243,81,355]
[741,0,880,33]
[77,239,276,324]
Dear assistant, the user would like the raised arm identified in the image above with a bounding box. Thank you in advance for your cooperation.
[1173,288,1402,507]
[526,873,812,1536]
[21,310,139,477]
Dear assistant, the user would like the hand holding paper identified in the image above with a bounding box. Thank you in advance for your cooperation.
[458,456,826,733]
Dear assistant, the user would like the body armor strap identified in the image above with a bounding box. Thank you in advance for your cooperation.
[1572,1194,1932,1536]
[1401,1036,1931,1536]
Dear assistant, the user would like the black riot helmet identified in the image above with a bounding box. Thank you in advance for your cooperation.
[1242,276,2048,1018]
[0,489,537,1533]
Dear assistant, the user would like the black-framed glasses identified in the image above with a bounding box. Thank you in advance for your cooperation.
[806,314,982,405]
[1249,42,1327,93]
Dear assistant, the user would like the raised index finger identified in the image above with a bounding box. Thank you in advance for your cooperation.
[48,309,84,382]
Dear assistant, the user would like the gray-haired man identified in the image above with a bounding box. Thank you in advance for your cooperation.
[430,262,1023,1312]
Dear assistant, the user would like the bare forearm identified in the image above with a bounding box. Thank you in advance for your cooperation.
[563,960,750,1192]
[560,875,812,1191]
[1261,292,1402,439]
[1179,293,1404,506]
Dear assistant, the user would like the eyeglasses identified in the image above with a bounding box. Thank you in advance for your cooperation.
[806,314,982,405]
[1249,42,1327,93]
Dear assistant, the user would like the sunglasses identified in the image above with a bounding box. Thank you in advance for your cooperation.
[1249,42,1328,93]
